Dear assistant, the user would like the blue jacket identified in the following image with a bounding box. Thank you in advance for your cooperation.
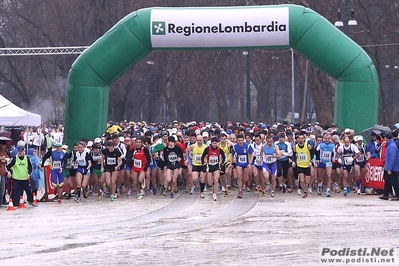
[368,141,380,159]
[384,139,399,172]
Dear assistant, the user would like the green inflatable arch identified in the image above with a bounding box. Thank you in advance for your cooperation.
[65,4,378,145]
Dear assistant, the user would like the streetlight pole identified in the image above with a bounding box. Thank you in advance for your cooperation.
[334,0,357,35]
[272,55,278,123]
[291,49,295,124]
[243,51,251,123]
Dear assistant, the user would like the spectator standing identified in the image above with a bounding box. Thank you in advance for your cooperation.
[6,146,38,207]
[379,132,399,201]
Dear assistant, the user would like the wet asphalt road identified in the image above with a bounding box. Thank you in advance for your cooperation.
[1,189,398,266]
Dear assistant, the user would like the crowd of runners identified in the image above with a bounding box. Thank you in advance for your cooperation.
[0,119,396,207]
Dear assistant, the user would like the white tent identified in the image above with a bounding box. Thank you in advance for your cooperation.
[0,94,41,126]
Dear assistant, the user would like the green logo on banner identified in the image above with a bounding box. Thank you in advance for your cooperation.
[152,22,166,35]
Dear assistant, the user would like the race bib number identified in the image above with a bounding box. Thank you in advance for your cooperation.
[195,154,202,164]
[209,155,218,165]
[265,155,274,163]
[298,153,308,162]
[77,159,85,165]
[107,157,116,165]
[66,160,71,168]
[168,153,178,162]
[53,161,61,169]
[134,159,142,168]
[357,154,365,162]
[322,151,331,160]
[238,155,247,164]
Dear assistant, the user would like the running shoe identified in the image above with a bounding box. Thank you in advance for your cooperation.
[74,194,79,202]
[137,193,144,200]
[126,189,132,196]
[254,188,259,195]
[308,187,313,194]
[238,191,243,198]
[227,186,231,193]
[343,188,348,196]
[152,187,157,195]
[357,188,361,195]
[317,186,322,195]
[97,195,102,201]
[66,193,72,200]
[224,191,228,197]
[170,192,174,198]
[174,188,178,193]
[83,190,89,199]
[287,187,293,193]
[110,195,115,201]
[203,186,208,192]
[302,192,308,198]
[297,188,302,195]
[162,190,167,197]
[271,191,275,198]
[185,186,190,193]
[246,186,251,192]
[28,202,38,207]
[141,179,146,189]
[189,187,195,195]
[200,193,205,199]
[282,184,286,193]
[326,189,331,197]
[262,190,267,197]
[212,193,218,201]
[57,198,62,204]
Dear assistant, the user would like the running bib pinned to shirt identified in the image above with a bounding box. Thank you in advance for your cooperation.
[238,155,247,164]
[168,153,178,162]
[195,154,202,164]
[298,153,308,162]
[53,161,61,169]
[134,159,142,168]
[209,155,218,165]
[107,157,116,165]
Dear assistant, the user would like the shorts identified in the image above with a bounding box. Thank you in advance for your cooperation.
[192,165,205,173]
[125,166,131,171]
[69,168,76,177]
[355,161,366,168]
[76,167,90,175]
[220,162,230,175]
[263,162,277,176]
[207,165,220,173]
[332,163,342,170]
[252,164,263,171]
[277,160,289,179]
[181,165,187,169]
[104,167,117,173]
[92,168,102,176]
[236,163,249,169]
[64,168,70,178]
[167,162,181,171]
[156,159,165,170]
[119,159,126,170]
[51,169,64,187]
[149,163,157,170]
[296,166,311,176]
[342,164,353,172]
[318,162,332,169]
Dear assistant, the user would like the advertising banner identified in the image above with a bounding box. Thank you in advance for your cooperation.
[151,7,289,48]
